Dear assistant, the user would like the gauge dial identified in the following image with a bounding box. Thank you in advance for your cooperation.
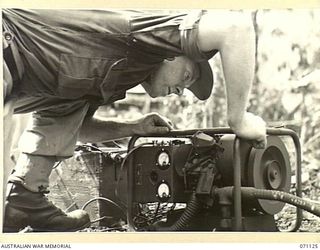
[157,182,170,200]
[157,151,170,167]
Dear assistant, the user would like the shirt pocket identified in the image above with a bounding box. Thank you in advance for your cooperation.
[57,54,116,99]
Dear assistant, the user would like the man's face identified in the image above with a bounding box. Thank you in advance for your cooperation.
[142,56,199,98]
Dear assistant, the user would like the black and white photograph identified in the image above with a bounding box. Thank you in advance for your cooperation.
[2,4,320,243]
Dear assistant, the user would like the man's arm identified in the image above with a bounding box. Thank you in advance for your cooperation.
[79,112,173,142]
[197,10,266,146]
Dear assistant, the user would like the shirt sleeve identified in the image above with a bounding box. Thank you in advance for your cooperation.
[129,10,217,62]
[179,10,217,62]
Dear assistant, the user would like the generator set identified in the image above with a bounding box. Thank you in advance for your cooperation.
[75,127,320,232]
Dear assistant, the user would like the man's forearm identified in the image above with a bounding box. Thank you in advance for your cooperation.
[79,112,173,143]
[79,116,137,142]
[220,19,255,128]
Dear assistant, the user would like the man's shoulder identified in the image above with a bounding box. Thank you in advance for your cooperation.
[126,10,188,32]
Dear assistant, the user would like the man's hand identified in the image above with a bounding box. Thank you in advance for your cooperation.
[132,113,174,135]
[229,112,267,149]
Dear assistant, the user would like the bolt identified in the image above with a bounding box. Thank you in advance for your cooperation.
[5,33,12,41]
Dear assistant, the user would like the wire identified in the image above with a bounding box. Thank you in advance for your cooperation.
[109,140,124,149]
[52,160,62,169]
[132,202,181,229]
[90,216,109,224]
[81,196,127,220]
[76,144,104,153]
[152,203,161,224]
[114,142,154,200]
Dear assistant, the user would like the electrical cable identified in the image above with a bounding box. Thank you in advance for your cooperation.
[149,193,201,231]
[76,143,104,153]
[152,203,161,224]
[81,196,127,225]
[52,160,62,169]
[114,142,154,200]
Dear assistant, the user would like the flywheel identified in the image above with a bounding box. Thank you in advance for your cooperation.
[247,136,291,214]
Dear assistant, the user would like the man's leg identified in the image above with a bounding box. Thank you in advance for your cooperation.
[3,102,91,232]
[4,154,90,232]
[9,153,55,193]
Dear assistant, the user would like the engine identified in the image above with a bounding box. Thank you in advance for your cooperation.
[124,128,299,231]
[130,133,290,209]
[59,127,312,232]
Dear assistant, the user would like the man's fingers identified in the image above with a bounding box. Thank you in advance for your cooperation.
[152,126,170,134]
[252,141,265,149]
[250,138,267,149]
[151,114,174,130]
[135,113,174,135]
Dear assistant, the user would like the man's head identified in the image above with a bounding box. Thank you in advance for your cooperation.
[142,56,213,100]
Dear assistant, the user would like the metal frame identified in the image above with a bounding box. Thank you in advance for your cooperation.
[127,127,302,231]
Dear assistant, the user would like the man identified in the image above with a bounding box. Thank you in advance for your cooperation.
[3,9,266,232]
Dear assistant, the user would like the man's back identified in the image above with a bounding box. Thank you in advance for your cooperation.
[3,9,189,108]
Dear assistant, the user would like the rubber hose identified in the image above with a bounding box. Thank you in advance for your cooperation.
[243,187,320,217]
[156,193,202,231]
[216,187,320,217]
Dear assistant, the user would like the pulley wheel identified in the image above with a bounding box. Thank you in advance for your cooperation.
[247,136,291,214]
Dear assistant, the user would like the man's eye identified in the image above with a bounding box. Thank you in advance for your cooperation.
[176,87,183,95]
